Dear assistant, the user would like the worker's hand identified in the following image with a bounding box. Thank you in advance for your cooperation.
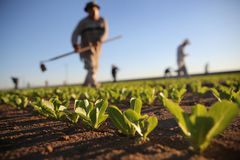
[97,39,103,45]
[73,44,81,53]
[92,40,102,47]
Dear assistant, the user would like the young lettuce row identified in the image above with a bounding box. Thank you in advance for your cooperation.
[1,94,28,109]
[108,98,158,141]
[31,97,109,129]
[211,86,240,104]
[108,88,130,103]
[31,96,67,119]
[160,93,239,152]
[189,82,240,104]
[157,86,186,104]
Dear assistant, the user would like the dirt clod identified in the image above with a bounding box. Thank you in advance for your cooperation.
[46,145,53,153]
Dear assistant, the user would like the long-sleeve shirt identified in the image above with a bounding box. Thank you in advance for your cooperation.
[177,45,187,68]
[71,16,108,49]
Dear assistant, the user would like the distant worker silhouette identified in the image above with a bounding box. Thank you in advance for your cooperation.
[11,77,19,89]
[164,67,172,78]
[72,1,108,87]
[205,63,209,75]
[111,65,119,82]
[177,39,190,77]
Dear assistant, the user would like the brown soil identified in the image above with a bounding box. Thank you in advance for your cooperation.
[0,93,239,160]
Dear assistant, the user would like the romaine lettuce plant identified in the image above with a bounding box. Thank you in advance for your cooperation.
[169,87,187,103]
[190,81,209,95]
[140,88,156,105]
[160,93,239,152]
[108,98,158,141]
[73,99,108,129]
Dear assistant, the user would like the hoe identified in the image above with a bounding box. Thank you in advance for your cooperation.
[40,35,122,72]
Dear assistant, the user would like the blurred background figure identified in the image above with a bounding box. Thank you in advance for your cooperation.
[71,1,108,87]
[111,65,119,82]
[177,39,190,77]
[205,62,209,75]
[11,77,19,89]
[164,67,172,78]
[27,83,31,88]
[45,80,48,87]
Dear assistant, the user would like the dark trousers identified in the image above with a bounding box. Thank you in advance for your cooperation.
[178,65,188,77]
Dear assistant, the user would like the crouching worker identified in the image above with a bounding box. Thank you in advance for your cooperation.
[71,2,108,87]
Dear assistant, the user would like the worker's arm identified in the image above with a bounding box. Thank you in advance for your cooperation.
[71,21,83,52]
[99,19,108,43]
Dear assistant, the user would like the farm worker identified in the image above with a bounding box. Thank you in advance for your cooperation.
[111,65,119,82]
[11,77,19,89]
[72,1,108,87]
[205,62,209,75]
[177,39,190,77]
[164,67,172,78]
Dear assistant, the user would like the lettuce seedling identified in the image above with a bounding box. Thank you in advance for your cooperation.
[140,88,156,105]
[108,98,158,140]
[74,99,108,129]
[98,89,110,101]
[190,81,209,93]
[169,87,187,103]
[160,93,239,152]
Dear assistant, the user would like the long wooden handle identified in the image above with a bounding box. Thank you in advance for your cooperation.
[77,35,122,54]
[41,35,122,63]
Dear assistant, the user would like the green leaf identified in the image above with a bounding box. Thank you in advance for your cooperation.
[41,100,57,118]
[161,95,190,136]
[188,105,214,152]
[98,114,108,126]
[190,116,214,152]
[108,105,126,131]
[74,99,89,111]
[207,101,239,141]
[59,105,67,111]
[108,105,134,135]
[189,104,208,124]
[15,97,22,105]
[122,114,136,136]
[66,112,79,123]
[75,106,87,116]
[210,88,221,102]
[90,107,99,128]
[141,116,158,139]
[124,109,141,123]
[96,99,108,117]
[22,97,28,108]
[87,102,94,116]
[130,97,142,115]
[131,122,142,136]
[50,96,61,111]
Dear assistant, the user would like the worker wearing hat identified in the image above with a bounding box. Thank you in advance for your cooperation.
[177,39,190,77]
[72,1,108,87]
